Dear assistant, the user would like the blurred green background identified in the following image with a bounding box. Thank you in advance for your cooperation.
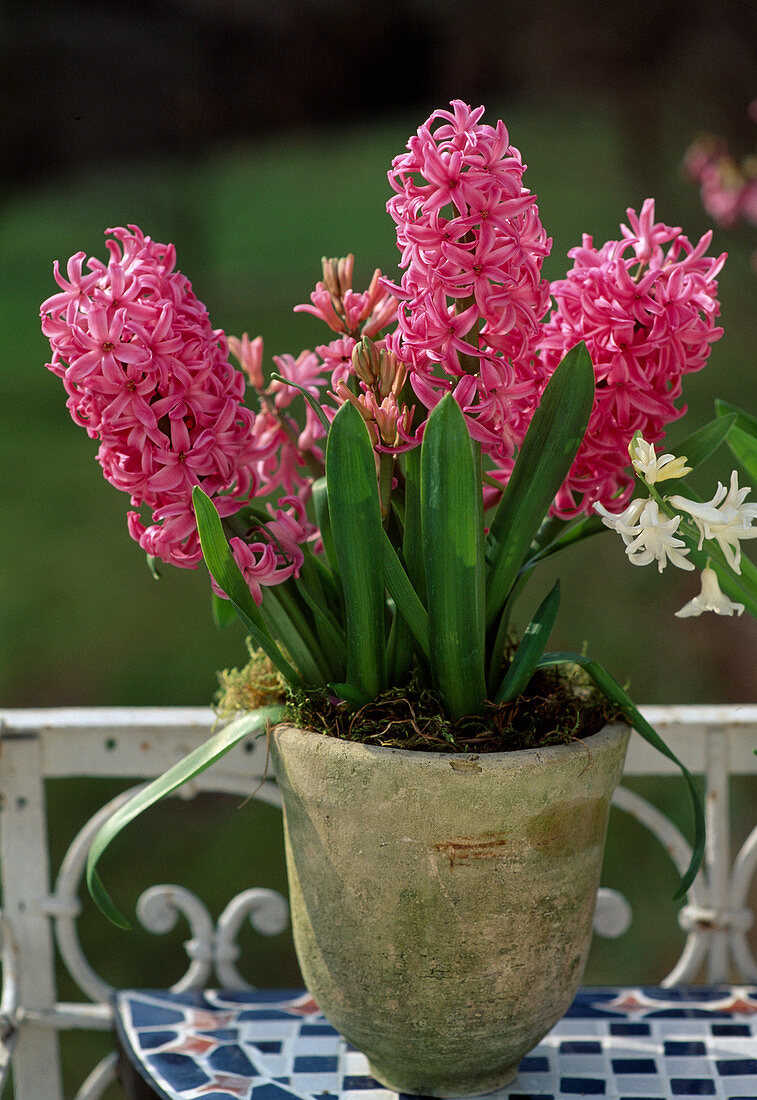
[2,2,757,1094]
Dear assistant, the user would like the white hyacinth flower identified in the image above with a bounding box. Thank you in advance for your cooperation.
[668,470,757,574]
[594,497,647,544]
[595,498,694,573]
[675,565,745,618]
[630,435,692,485]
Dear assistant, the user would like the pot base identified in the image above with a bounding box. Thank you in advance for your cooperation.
[366,1056,518,1097]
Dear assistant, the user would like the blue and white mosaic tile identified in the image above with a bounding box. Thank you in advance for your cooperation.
[114,986,757,1100]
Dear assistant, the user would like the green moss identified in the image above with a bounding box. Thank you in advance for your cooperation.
[214,640,287,717]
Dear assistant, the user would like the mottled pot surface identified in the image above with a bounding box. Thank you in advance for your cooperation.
[270,721,630,1096]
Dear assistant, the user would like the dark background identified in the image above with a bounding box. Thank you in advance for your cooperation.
[3,0,757,190]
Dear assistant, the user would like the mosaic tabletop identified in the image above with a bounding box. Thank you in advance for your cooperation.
[114,986,757,1100]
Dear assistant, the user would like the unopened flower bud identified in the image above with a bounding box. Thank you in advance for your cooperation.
[351,337,381,386]
[228,333,265,390]
[629,433,692,485]
[321,254,354,300]
[373,394,403,447]
[378,349,406,401]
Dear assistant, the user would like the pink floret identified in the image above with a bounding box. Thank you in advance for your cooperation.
[210,497,314,605]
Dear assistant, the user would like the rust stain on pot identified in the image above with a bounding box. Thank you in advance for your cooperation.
[434,799,609,869]
[448,757,482,773]
[433,831,509,868]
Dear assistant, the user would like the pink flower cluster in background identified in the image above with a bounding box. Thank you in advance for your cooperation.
[684,103,757,232]
[41,226,263,567]
[385,100,552,466]
[684,104,757,274]
[686,137,757,231]
[540,200,725,517]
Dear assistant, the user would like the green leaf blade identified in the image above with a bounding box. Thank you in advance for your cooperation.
[536,651,705,899]
[312,476,340,581]
[523,513,606,571]
[494,581,560,704]
[212,591,238,628]
[86,707,286,927]
[257,583,332,686]
[486,342,595,627]
[421,394,486,718]
[325,402,387,700]
[673,411,736,470]
[715,400,757,484]
[382,531,430,660]
[192,487,303,687]
[269,372,331,435]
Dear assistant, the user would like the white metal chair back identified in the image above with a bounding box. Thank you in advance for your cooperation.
[1,705,756,1099]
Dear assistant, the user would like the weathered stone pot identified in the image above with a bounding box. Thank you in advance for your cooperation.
[270,721,629,1097]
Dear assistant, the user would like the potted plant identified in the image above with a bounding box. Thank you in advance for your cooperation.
[41,101,757,1096]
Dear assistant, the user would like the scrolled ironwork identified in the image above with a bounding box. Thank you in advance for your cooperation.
[46,782,290,1008]
[593,887,633,938]
[72,1052,118,1100]
[215,889,290,989]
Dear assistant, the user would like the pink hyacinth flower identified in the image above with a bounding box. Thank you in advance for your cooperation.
[42,225,264,568]
[540,199,725,518]
[385,99,552,466]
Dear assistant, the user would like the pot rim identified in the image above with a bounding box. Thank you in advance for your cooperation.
[272,718,630,767]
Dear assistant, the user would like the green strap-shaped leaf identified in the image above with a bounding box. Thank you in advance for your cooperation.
[716,399,757,484]
[325,402,387,700]
[295,552,347,675]
[211,591,238,628]
[523,513,606,570]
[486,343,595,628]
[537,651,704,899]
[192,487,302,686]
[382,531,430,660]
[402,445,426,602]
[672,411,737,470]
[386,446,427,683]
[328,682,372,707]
[715,399,757,439]
[87,706,286,928]
[312,477,340,579]
[486,570,530,693]
[300,539,342,610]
[494,581,561,704]
[421,394,486,718]
[257,582,332,686]
[386,605,413,685]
